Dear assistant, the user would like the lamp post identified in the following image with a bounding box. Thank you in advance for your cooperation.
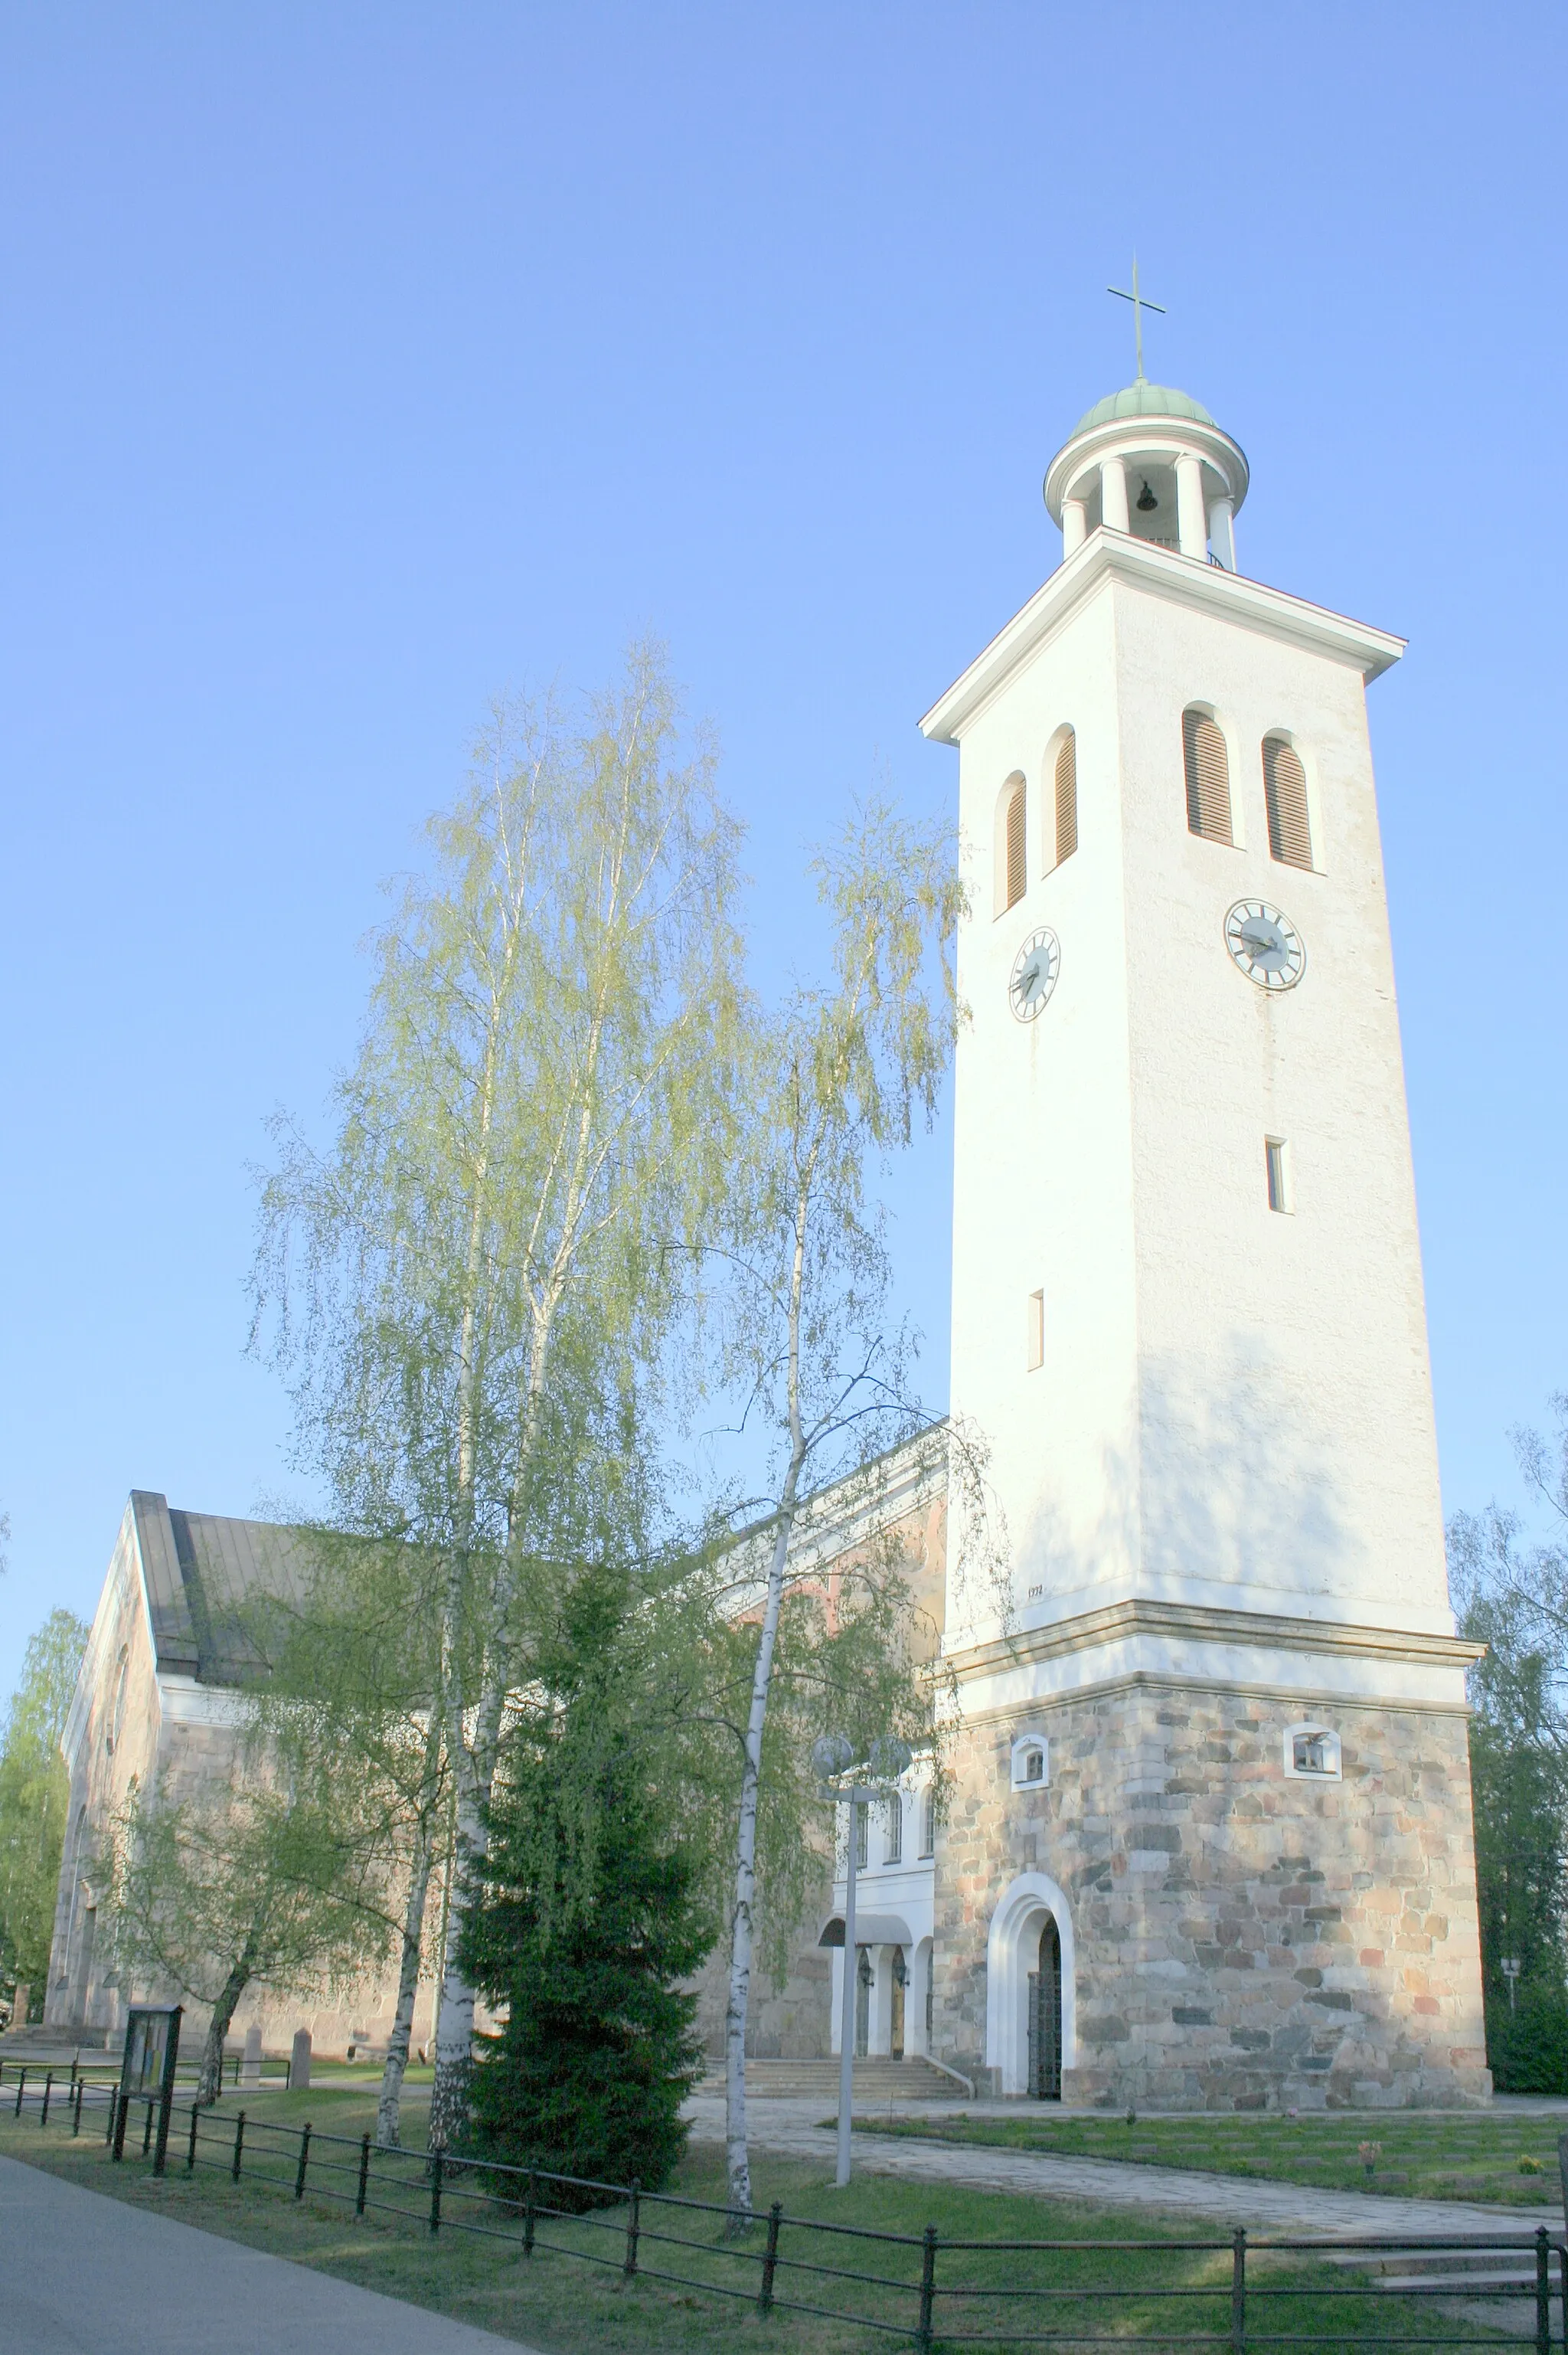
[1501,1955,1522,2013]
[814,1734,911,2190]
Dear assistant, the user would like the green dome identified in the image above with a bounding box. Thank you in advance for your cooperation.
[1073,381,1216,433]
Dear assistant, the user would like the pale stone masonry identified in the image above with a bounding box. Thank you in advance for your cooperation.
[931,1681,1488,2109]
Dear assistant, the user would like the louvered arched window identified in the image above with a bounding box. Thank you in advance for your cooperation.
[1053,730,1078,868]
[996,774,1027,912]
[1182,708,1233,844]
[1264,736,1312,869]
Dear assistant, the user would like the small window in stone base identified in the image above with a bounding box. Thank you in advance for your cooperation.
[1282,1723,1341,1779]
[1011,1731,1050,1789]
[1266,1137,1291,1214]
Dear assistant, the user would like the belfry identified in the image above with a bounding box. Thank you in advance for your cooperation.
[806,334,1491,2111]
[915,337,1488,2109]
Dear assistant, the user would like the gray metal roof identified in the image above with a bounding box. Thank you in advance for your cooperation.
[131,1491,318,1686]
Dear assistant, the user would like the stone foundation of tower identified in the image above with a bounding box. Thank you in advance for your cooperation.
[929,1678,1490,2111]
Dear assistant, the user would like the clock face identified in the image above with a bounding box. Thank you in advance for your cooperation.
[1010,926,1060,1022]
[1224,899,1305,991]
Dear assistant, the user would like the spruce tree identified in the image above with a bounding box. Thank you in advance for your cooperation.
[460,1565,712,2202]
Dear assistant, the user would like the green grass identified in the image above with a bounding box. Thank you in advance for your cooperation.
[849,2108,1567,2206]
[0,2093,1542,2353]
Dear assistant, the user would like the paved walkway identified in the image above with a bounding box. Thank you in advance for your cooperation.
[0,2154,541,2355]
[683,2095,1563,2238]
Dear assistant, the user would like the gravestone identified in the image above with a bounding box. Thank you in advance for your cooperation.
[289,2029,311,2090]
[241,2024,262,2086]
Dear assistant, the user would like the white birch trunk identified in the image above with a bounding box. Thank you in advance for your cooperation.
[426,1739,491,2150]
[724,1156,812,2217]
[375,1804,437,2149]
[724,1470,800,2216]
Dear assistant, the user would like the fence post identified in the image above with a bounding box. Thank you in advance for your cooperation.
[40,2070,52,2127]
[916,2224,939,2355]
[187,2102,200,2172]
[1558,2237,1568,2355]
[13,2066,24,2118]
[1231,2226,1247,2354]
[429,2147,444,2236]
[758,2202,782,2314]
[231,2108,246,2183]
[623,2182,641,2279]
[72,2078,83,2137]
[141,2098,154,2158]
[105,2085,118,2147]
[1536,2226,1551,2355]
[356,2133,370,2218]
[113,2085,130,2161]
[295,2122,312,2201]
[524,2171,537,2258]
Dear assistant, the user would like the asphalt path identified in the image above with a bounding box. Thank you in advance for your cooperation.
[0,2152,541,2355]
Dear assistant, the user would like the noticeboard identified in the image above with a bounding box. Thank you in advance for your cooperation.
[115,2003,182,2171]
[120,2003,181,2102]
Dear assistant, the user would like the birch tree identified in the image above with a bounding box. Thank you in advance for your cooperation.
[240,1531,454,2145]
[252,644,744,2151]
[105,1774,391,2103]
[712,797,973,2216]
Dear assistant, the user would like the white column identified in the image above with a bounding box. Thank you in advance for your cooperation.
[1175,453,1207,558]
[1099,456,1129,534]
[1062,496,1087,556]
[1209,494,1236,571]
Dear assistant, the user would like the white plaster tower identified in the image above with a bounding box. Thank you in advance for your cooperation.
[920,330,1489,2111]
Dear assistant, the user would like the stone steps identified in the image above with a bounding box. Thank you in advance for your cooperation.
[0,2029,113,2060]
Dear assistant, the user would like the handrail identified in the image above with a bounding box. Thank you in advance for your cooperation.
[916,2052,975,2100]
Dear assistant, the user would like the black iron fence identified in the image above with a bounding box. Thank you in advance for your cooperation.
[6,2069,1566,2351]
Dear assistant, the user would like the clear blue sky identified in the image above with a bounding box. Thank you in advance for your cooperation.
[2,5,1563,1691]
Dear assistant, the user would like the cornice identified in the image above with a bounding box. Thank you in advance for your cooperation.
[951,1664,1476,1729]
[919,532,1406,746]
[942,1597,1482,1681]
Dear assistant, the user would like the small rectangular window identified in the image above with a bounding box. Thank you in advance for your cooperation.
[854,1807,868,1870]
[919,1788,936,1859]
[1027,1290,1044,1370]
[884,1794,903,1866]
[1266,1137,1290,1214]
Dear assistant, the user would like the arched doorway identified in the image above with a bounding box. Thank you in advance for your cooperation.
[1027,1915,1062,2099]
[890,1946,906,2059]
[985,1872,1076,2097]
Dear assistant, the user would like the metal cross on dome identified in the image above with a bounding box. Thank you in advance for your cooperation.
[1108,256,1166,382]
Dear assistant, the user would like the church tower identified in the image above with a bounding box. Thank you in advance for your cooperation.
[920,351,1489,2109]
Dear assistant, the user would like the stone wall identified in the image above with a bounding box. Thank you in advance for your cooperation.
[932,1677,1490,2111]
[690,1860,835,2061]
